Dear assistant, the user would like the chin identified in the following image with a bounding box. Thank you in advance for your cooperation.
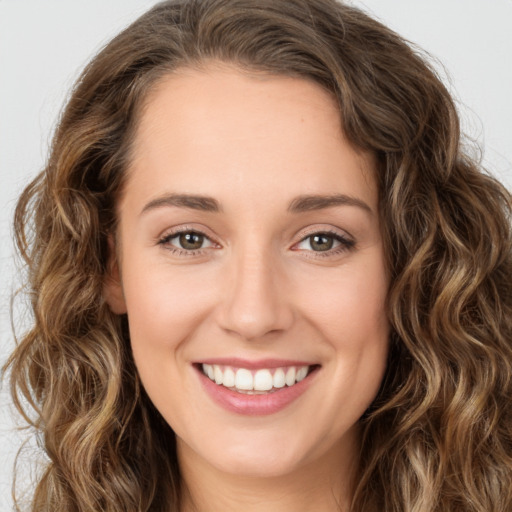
[181,424,337,480]
[211,446,305,479]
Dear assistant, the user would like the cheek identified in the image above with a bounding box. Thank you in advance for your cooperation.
[121,261,218,369]
[293,256,389,341]
[308,272,389,434]
[324,279,389,384]
[122,265,219,424]
[332,282,389,345]
[293,254,390,397]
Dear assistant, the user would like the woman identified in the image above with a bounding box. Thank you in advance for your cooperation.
[6,0,512,510]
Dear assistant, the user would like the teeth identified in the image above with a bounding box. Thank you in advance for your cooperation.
[223,367,235,387]
[235,368,253,390]
[204,364,215,380]
[296,366,308,382]
[201,364,311,392]
[253,369,273,391]
[273,368,286,388]
[285,367,296,386]
[214,365,223,384]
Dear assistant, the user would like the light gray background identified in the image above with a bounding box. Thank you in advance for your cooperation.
[1,1,511,510]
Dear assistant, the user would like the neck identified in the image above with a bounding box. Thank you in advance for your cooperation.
[177,435,359,512]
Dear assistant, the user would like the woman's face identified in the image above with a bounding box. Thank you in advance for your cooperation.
[106,64,390,479]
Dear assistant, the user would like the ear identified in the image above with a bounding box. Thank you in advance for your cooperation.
[103,235,127,314]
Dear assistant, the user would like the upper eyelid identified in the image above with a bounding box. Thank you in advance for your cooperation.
[293,225,354,243]
[292,232,354,251]
[298,231,350,243]
[158,224,216,241]
[162,231,213,243]
[161,226,348,236]
[157,224,355,248]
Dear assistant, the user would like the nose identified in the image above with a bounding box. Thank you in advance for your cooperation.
[216,246,294,341]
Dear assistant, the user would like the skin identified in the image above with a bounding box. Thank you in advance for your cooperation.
[105,63,390,512]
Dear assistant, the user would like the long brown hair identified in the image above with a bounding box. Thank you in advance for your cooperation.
[6,0,512,510]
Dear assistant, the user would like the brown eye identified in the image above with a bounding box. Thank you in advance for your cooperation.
[159,230,214,252]
[294,231,355,254]
[309,234,334,251]
[179,232,205,250]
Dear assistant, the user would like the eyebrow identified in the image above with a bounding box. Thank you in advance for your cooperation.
[287,194,373,215]
[140,192,372,216]
[141,193,222,215]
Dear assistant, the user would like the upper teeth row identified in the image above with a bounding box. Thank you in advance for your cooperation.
[202,364,309,391]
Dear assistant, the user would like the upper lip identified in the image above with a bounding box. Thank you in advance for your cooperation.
[195,357,317,369]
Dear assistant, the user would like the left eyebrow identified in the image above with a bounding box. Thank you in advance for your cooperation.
[140,193,222,216]
[287,194,373,215]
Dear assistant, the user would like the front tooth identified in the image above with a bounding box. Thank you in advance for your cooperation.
[223,367,235,387]
[235,368,253,390]
[273,368,286,388]
[285,367,296,386]
[203,364,215,380]
[214,365,223,384]
[253,369,273,391]
[296,366,308,382]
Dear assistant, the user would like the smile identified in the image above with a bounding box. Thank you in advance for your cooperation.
[196,360,319,415]
[201,364,310,394]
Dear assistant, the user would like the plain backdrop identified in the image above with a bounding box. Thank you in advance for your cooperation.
[1,1,511,510]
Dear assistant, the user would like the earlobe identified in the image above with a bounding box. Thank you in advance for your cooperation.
[103,235,127,315]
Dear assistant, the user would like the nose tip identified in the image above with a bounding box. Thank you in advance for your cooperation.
[217,255,293,341]
[222,308,281,341]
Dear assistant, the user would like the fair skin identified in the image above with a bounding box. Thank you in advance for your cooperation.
[105,63,390,512]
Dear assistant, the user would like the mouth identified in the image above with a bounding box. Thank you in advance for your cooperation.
[194,360,320,415]
[199,363,316,394]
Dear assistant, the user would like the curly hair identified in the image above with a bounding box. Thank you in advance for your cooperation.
[5,0,512,510]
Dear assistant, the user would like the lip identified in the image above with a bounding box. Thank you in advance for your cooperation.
[195,361,319,416]
[196,357,314,370]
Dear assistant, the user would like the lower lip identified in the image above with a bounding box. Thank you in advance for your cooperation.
[196,366,318,416]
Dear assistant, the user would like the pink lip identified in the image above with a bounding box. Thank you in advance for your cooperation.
[196,357,314,369]
[195,364,319,416]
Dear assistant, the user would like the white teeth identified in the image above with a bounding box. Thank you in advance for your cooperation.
[296,366,308,382]
[223,367,235,387]
[235,368,253,390]
[253,369,273,391]
[214,365,223,385]
[201,364,311,392]
[204,364,215,380]
[273,368,286,388]
[285,367,296,386]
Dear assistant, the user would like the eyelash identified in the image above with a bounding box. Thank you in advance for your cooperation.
[293,229,355,258]
[157,228,355,257]
[157,228,216,257]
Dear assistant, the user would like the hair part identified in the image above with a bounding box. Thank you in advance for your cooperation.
[6,0,512,510]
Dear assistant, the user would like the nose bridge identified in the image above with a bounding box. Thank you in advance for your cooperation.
[218,238,293,340]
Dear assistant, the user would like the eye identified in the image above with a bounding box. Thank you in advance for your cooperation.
[159,230,214,251]
[294,232,354,253]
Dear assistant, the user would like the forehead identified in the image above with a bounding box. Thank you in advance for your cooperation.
[124,64,377,212]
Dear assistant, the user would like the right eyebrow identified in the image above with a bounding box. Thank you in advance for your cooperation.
[287,193,373,216]
[140,193,222,216]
